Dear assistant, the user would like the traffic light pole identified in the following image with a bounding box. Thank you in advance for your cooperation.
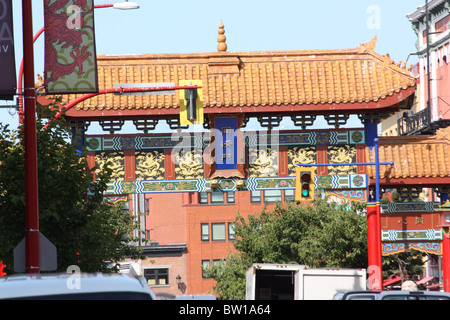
[43,85,201,130]
[296,138,391,290]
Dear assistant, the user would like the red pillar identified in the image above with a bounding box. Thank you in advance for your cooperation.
[442,229,450,292]
[367,202,382,290]
[376,204,383,273]
[23,0,40,274]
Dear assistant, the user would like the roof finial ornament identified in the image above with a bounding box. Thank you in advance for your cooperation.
[217,19,227,52]
[358,36,377,53]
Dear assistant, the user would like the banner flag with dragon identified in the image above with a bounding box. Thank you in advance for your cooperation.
[44,0,98,94]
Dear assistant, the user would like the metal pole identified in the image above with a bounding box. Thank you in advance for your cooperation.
[295,162,394,167]
[374,138,382,281]
[17,26,45,124]
[43,85,202,129]
[22,0,40,274]
[443,228,450,292]
[425,0,432,125]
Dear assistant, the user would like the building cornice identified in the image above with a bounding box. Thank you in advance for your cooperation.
[407,0,448,22]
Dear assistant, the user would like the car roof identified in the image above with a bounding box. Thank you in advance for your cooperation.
[176,294,217,300]
[379,290,450,299]
[341,290,450,300]
[0,273,155,300]
[341,290,382,299]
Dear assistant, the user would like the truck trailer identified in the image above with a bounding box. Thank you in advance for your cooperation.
[246,263,366,300]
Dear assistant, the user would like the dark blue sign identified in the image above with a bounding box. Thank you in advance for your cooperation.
[215,117,238,170]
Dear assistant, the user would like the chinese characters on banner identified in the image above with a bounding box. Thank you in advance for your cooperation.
[44,0,98,94]
[0,0,16,100]
[214,117,238,170]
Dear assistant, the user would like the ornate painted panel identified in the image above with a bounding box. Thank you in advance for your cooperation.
[287,146,316,176]
[95,151,125,181]
[173,149,204,179]
[325,190,367,202]
[382,242,442,255]
[104,174,366,195]
[86,135,201,151]
[315,174,367,189]
[135,150,165,180]
[327,145,357,175]
[86,129,365,152]
[248,147,278,177]
[245,130,365,147]
[87,128,368,194]
[380,202,443,256]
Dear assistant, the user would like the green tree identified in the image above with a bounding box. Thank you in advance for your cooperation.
[382,250,428,285]
[204,253,249,300]
[205,200,368,299]
[0,103,144,274]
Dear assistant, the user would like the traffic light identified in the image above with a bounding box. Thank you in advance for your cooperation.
[185,88,198,121]
[296,167,315,201]
[180,80,203,125]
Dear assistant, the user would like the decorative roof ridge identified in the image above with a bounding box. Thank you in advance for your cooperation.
[367,50,418,79]
[98,45,365,57]
[95,41,413,79]
[357,36,378,53]
[96,35,376,63]
[436,126,450,143]
[96,48,359,62]
[356,36,418,79]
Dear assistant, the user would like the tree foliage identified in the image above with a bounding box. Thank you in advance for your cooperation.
[0,103,144,274]
[205,200,368,299]
[382,250,428,284]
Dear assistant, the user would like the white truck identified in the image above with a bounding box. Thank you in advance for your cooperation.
[246,263,366,300]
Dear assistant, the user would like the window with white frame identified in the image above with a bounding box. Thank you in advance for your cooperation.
[201,223,210,241]
[211,223,226,241]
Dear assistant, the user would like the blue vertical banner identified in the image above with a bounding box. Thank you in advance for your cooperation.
[214,117,238,170]
[365,119,378,150]
[0,0,16,100]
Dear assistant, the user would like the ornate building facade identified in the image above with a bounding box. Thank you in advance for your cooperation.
[41,21,450,295]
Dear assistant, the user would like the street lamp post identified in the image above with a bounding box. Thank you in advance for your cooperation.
[22,0,39,274]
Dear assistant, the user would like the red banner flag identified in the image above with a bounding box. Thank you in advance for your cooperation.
[0,0,16,100]
[44,0,98,94]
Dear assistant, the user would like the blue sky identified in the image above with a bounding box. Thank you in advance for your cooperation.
[2,0,425,133]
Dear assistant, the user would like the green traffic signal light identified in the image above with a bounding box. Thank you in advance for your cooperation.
[300,172,311,198]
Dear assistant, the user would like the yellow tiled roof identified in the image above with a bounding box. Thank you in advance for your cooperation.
[365,127,450,180]
[57,36,416,113]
